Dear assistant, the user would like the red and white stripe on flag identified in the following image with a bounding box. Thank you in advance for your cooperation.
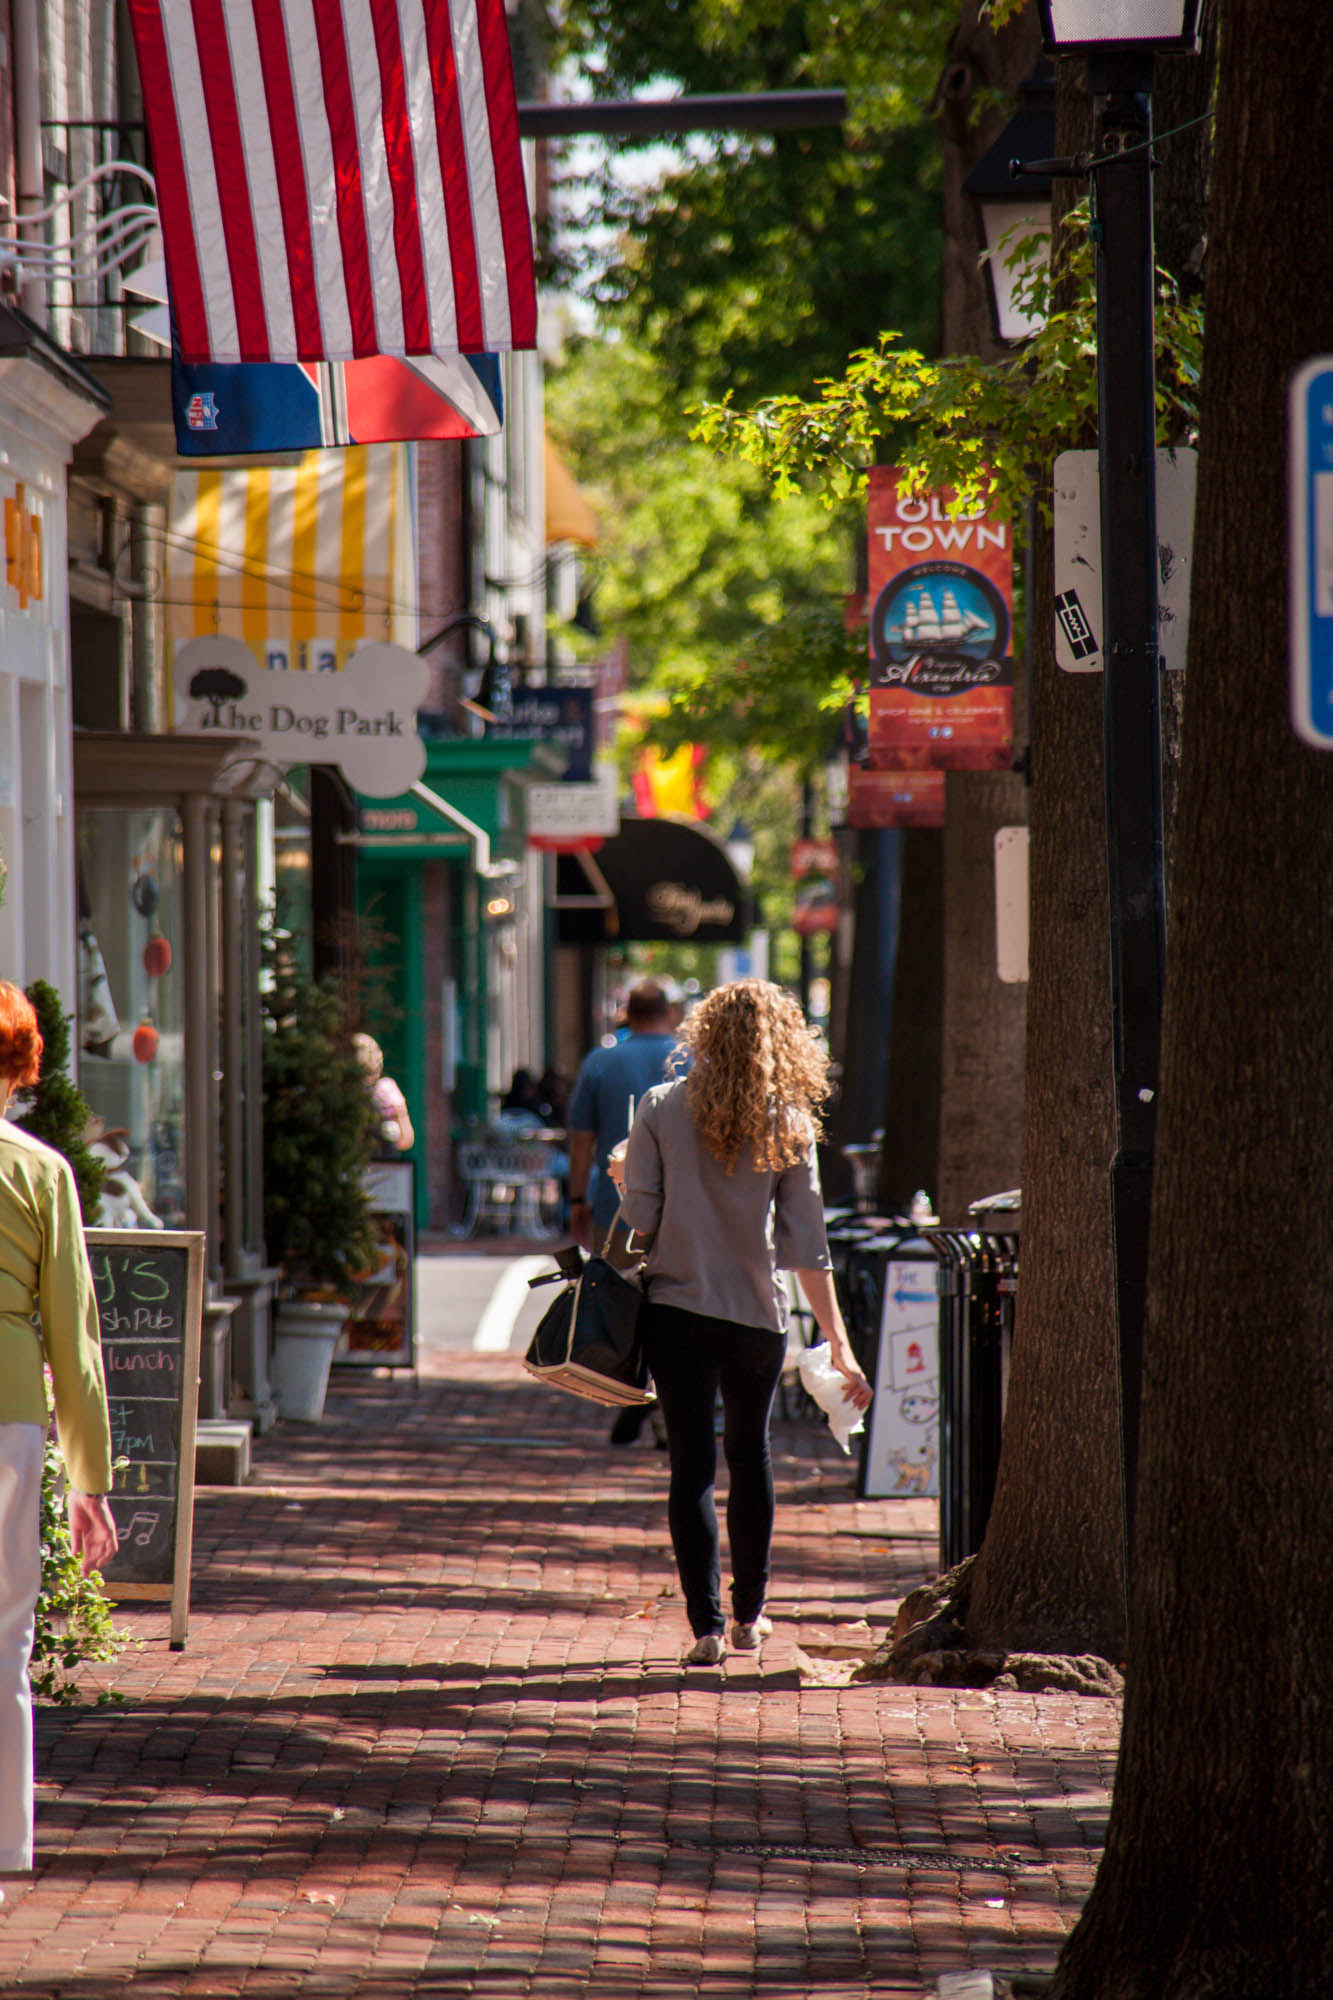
[127,0,537,365]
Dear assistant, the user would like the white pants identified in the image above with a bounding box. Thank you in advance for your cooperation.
[0,1425,43,1873]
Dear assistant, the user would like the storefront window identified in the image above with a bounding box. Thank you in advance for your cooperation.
[273,775,312,975]
[76,807,187,1229]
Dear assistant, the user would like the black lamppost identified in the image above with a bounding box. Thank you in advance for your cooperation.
[1035,0,1200,1565]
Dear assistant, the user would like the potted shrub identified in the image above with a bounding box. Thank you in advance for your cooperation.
[261,944,379,1419]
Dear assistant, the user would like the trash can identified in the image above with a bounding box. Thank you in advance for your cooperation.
[839,1197,1017,1553]
[934,1195,1019,1570]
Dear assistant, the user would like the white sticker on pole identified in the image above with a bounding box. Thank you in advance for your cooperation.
[994,826,1029,984]
[1053,448,1197,673]
[1289,357,1333,747]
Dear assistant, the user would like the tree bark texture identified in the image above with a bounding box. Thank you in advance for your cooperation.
[878,830,943,1212]
[930,0,1038,1226]
[963,67,1129,1661]
[1052,1,1333,1991]
[963,504,1125,1658]
[828,829,899,1195]
[934,770,1027,1224]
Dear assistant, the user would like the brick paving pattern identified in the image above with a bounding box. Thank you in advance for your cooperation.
[2,1347,1119,1998]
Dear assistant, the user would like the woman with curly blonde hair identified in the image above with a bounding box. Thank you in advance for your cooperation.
[612,980,871,1667]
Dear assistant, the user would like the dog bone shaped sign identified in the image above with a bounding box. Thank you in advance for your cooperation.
[173,635,428,797]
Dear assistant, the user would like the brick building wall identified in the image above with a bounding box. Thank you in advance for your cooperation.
[415,440,469,712]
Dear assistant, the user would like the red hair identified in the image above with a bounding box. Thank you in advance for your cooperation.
[0,982,42,1089]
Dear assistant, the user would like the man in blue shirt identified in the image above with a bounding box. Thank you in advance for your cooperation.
[566,981,679,1252]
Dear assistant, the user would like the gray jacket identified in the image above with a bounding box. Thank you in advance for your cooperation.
[619,1077,832,1333]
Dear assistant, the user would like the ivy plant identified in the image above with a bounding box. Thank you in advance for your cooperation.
[33,1433,129,1706]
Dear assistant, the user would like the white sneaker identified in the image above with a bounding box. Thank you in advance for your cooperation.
[682,1632,726,1666]
[730,1614,773,1650]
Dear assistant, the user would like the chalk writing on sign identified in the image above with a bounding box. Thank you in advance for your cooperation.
[89,1239,191,1588]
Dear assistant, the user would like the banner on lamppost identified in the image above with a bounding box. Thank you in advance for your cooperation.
[846,767,946,830]
[790,837,839,936]
[866,467,1014,771]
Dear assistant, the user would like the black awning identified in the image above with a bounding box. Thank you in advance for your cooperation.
[555,815,751,945]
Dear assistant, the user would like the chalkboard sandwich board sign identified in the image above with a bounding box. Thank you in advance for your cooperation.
[86,1229,206,1648]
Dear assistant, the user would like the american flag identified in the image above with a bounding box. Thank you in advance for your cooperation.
[126,0,537,366]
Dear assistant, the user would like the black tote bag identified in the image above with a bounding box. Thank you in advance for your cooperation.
[523,1252,652,1407]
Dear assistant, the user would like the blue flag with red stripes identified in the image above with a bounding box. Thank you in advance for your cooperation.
[173,351,503,455]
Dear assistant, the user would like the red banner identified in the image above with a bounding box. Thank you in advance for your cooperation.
[791,837,840,934]
[867,467,1014,771]
[847,768,946,829]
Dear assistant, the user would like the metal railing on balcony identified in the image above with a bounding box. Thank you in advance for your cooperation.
[31,120,161,359]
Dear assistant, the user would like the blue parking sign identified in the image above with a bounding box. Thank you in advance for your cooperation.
[1290,358,1333,747]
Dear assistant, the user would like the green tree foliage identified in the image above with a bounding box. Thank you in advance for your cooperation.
[548,0,948,403]
[694,217,1204,512]
[13,981,104,1223]
[261,942,379,1293]
[546,333,857,765]
[547,334,858,920]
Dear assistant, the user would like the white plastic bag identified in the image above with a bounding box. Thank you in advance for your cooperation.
[796,1343,868,1454]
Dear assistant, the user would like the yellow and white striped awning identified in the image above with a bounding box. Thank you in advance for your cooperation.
[166,446,415,679]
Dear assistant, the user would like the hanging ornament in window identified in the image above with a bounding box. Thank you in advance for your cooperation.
[143,932,172,978]
[132,1017,159,1064]
[130,854,159,920]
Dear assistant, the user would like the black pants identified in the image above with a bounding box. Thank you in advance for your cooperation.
[641,1301,786,1639]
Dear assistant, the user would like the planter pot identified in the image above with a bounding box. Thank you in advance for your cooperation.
[272,1299,350,1421]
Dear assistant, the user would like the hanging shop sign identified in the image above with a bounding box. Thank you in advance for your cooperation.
[846,767,946,830]
[790,837,840,936]
[173,634,427,797]
[867,467,1014,771]
[555,814,748,944]
[1053,447,1197,674]
[3,478,44,611]
[486,686,594,780]
[526,763,620,851]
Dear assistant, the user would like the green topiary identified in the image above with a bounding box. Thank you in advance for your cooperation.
[261,942,379,1293]
[14,981,105,1223]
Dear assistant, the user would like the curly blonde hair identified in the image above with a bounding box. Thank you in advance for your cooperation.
[677,979,829,1174]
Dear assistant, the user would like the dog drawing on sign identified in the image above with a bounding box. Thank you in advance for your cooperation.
[888,1440,937,1496]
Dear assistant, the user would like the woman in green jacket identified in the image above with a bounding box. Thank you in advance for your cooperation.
[0,981,117,1887]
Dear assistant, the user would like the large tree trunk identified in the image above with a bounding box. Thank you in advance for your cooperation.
[951,57,1129,1661]
[1051,1,1333,1990]
[878,830,943,1211]
[963,509,1124,1656]
[935,770,1027,1223]
[882,6,1215,1680]
[930,1,1038,1225]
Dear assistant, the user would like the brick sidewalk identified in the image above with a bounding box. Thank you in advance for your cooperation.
[2,1352,1119,1999]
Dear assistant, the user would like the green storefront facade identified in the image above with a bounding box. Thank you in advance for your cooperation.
[354,735,548,1231]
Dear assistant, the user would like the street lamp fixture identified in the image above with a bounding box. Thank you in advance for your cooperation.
[962,68,1055,345]
[417,612,512,724]
[1038,0,1199,54]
